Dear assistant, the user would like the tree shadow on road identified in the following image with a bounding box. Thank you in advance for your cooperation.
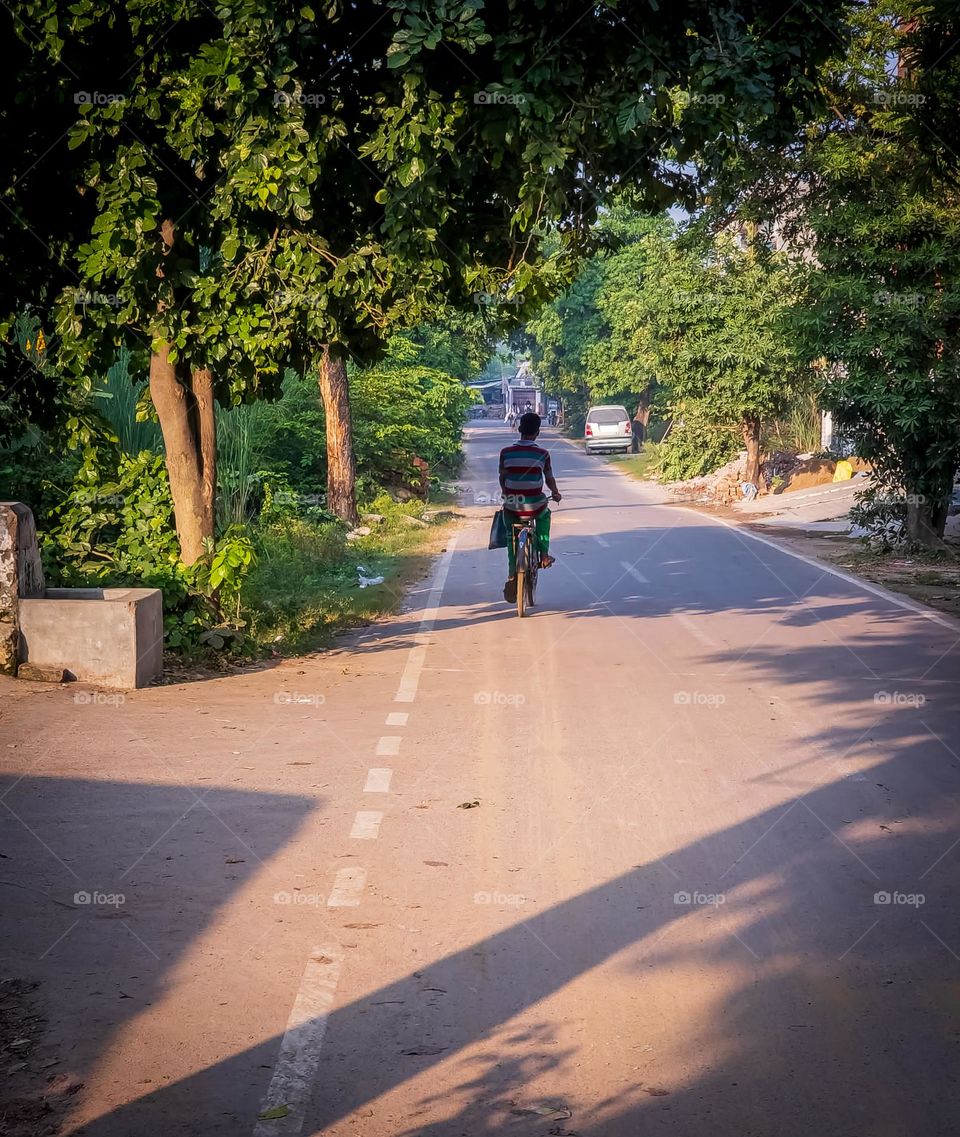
[56,605,960,1135]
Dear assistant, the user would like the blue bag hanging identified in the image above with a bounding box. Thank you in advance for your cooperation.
[488,509,509,549]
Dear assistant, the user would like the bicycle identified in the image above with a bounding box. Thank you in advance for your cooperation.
[510,518,539,618]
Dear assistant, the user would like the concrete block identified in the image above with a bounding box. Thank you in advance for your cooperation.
[19,588,163,689]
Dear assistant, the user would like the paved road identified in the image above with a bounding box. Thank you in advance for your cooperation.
[3,422,960,1136]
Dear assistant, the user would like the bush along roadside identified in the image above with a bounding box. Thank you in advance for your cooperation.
[35,445,460,663]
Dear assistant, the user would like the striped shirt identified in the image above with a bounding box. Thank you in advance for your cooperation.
[499,441,553,518]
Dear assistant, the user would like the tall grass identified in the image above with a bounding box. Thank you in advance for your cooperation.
[217,400,272,528]
[93,348,162,454]
[767,391,823,454]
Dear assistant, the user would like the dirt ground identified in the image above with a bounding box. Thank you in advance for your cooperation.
[0,978,77,1137]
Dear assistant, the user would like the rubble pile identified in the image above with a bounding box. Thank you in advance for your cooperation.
[666,452,749,504]
[665,450,871,504]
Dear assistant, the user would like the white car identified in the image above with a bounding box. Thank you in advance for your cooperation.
[584,405,633,454]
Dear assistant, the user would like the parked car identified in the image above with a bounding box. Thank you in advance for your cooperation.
[584,405,633,454]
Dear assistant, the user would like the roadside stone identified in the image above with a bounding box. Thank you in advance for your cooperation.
[17,663,68,684]
[361,513,386,526]
[400,515,429,528]
[1,503,46,676]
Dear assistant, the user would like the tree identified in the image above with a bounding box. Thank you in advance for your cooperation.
[693,0,960,545]
[526,210,668,428]
[7,0,851,554]
[796,3,960,545]
[636,230,807,486]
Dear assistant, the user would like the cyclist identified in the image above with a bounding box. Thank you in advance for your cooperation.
[499,411,562,603]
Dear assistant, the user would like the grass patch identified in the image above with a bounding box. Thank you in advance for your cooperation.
[604,445,662,480]
[242,493,458,654]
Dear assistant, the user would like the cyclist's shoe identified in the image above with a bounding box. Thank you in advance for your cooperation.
[540,553,556,569]
[503,576,518,603]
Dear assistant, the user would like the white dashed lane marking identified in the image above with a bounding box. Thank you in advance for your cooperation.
[349,811,384,840]
[364,768,393,793]
[620,560,649,584]
[673,610,719,647]
[327,867,367,907]
[257,536,458,1134]
[394,537,458,703]
[252,946,343,1137]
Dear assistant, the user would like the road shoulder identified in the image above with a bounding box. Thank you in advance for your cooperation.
[600,454,960,629]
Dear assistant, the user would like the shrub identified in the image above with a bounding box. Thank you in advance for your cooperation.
[649,411,740,481]
[42,451,256,654]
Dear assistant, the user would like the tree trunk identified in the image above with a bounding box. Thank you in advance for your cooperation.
[741,417,762,486]
[150,216,216,564]
[632,383,654,450]
[634,383,654,433]
[192,367,217,532]
[149,345,212,565]
[318,345,359,525]
[906,495,949,548]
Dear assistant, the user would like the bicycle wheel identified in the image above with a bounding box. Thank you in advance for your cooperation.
[526,532,538,608]
[516,529,530,618]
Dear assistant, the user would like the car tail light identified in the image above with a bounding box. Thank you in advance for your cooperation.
[585,424,593,436]
[624,421,632,434]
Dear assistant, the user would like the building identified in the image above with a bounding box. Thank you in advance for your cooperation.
[502,360,545,418]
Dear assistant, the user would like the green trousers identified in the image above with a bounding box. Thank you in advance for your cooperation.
[504,509,551,576]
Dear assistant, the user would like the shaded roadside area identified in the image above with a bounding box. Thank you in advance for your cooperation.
[0,773,319,1136]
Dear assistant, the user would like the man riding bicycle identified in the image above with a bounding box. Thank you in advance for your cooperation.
[499,412,562,603]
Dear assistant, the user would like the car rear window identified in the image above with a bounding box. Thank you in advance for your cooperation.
[588,407,628,423]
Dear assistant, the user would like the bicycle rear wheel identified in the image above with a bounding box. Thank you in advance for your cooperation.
[527,532,539,607]
[516,528,530,618]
